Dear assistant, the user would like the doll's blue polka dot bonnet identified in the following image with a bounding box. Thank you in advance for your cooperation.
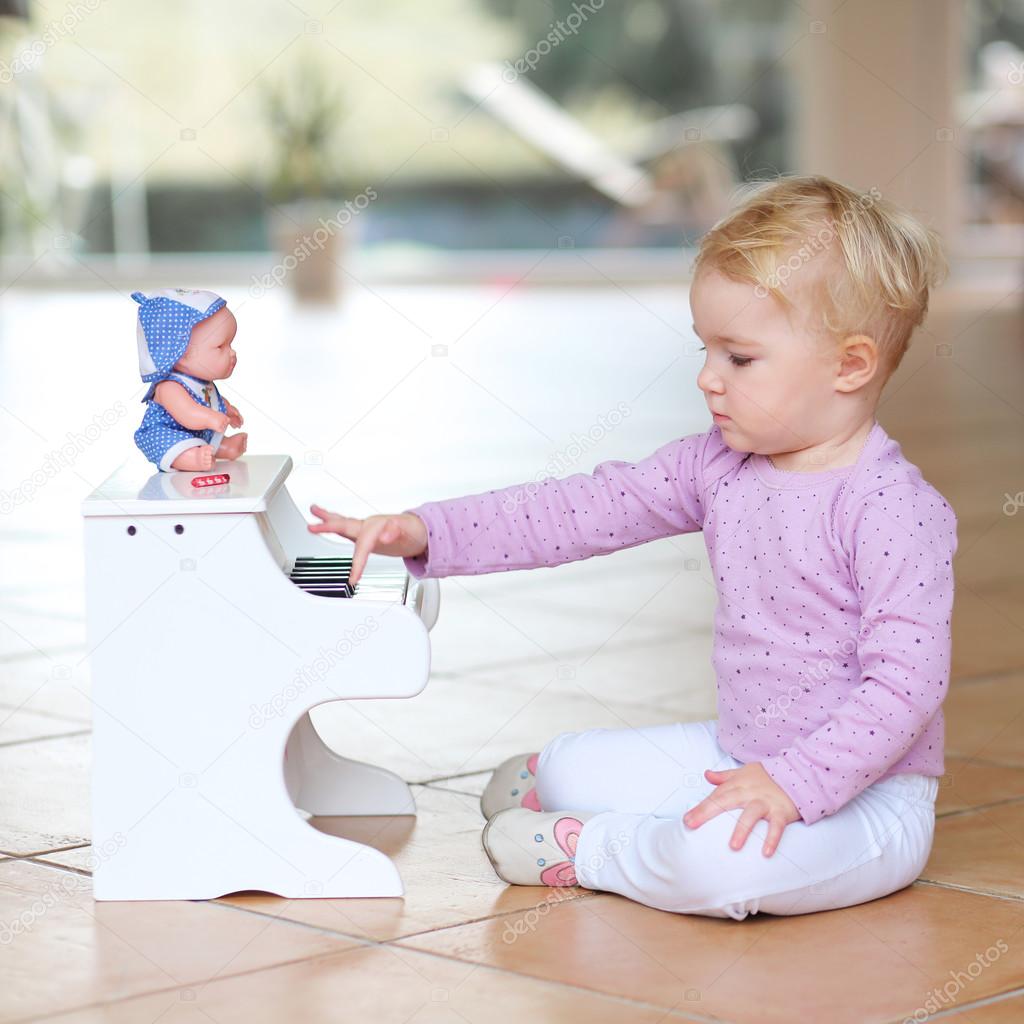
[132,288,226,384]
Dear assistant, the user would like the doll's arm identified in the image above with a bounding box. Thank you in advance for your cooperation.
[154,381,229,433]
[223,399,243,428]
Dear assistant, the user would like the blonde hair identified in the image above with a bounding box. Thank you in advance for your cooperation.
[692,174,947,380]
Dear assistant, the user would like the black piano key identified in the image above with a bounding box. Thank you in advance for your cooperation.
[287,555,419,603]
[294,582,353,597]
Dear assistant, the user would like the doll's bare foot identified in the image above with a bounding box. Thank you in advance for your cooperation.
[216,432,248,461]
[171,445,216,472]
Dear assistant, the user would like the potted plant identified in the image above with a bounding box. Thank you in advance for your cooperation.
[258,59,348,304]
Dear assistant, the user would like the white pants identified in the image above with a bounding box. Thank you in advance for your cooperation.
[534,719,937,920]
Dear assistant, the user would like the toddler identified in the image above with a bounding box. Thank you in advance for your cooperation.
[309,174,957,920]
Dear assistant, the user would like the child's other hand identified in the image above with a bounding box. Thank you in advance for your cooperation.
[307,506,428,586]
[682,762,801,857]
[225,403,243,428]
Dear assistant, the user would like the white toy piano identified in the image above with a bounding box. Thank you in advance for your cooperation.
[81,455,439,901]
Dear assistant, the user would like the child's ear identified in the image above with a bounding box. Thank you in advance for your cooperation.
[835,334,878,392]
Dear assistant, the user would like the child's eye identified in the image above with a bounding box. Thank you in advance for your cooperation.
[696,345,753,368]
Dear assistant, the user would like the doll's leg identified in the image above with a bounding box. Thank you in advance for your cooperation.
[148,432,215,472]
[534,719,732,818]
[215,432,248,460]
[570,772,937,918]
[169,444,217,471]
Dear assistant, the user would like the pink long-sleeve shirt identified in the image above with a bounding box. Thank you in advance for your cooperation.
[403,420,958,824]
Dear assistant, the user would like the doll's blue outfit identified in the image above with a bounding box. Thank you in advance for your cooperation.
[131,288,228,472]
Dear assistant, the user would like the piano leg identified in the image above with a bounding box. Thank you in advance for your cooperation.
[285,712,417,816]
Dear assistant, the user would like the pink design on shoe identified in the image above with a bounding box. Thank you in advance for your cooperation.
[539,816,582,887]
[519,752,542,810]
[521,788,541,811]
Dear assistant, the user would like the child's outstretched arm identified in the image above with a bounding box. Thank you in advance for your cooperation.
[309,430,722,586]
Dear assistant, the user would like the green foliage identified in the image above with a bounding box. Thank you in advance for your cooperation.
[258,59,346,203]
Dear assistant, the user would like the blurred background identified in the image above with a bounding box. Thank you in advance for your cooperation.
[6,0,1023,281]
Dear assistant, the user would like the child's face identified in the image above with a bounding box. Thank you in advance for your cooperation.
[175,307,238,381]
[690,268,847,456]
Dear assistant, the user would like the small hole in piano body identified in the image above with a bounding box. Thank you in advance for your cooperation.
[174,524,184,535]
[126,525,136,536]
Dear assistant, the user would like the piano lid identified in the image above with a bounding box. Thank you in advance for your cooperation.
[81,455,293,517]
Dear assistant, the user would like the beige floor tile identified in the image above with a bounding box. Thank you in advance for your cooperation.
[311,673,709,783]
[951,590,1024,680]
[39,943,688,1024]
[0,655,93,725]
[956,509,1024,598]
[0,859,358,1023]
[937,757,1024,816]
[924,800,1024,899]
[944,677,1024,768]
[0,733,90,855]
[398,884,1024,1024]
[424,771,491,797]
[425,555,706,683]
[0,602,87,662]
[468,627,719,716]
[218,785,595,942]
[461,532,716,632]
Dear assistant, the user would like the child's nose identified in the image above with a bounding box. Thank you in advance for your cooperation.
[697,364,723,394]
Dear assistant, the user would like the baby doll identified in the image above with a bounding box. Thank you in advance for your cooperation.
[132,288,248,472]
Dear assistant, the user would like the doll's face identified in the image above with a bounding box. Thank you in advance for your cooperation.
[175,307,238,381]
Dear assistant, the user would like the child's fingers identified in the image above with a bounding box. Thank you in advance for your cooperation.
[728,802,765,851]
[683,789,733,829]
[349,519,392,586]
[762,816,786,857]
[307,504,360,539]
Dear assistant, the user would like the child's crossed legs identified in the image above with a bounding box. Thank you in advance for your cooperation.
[485,719,937,920]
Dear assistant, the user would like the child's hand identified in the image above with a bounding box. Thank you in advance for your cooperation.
[682,762,801,857]
[225,403,243,428]
[307,506,428,586]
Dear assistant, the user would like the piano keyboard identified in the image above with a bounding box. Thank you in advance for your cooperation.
[288,556,410,604]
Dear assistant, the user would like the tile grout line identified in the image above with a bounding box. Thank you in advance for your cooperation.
[883,982,1024,1023]
[0,700,91,726]
[1,843,90,860]
[212,885,600,946]
[0,644,87,667]
[936,793,1024,820]
[949,665,1024,687]
[915,877,1024,904]
[0,729,92,750]
[944,751,1024,772]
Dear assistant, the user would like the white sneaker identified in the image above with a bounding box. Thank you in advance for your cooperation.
[482,808,593,887]
[480,751,542,820]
